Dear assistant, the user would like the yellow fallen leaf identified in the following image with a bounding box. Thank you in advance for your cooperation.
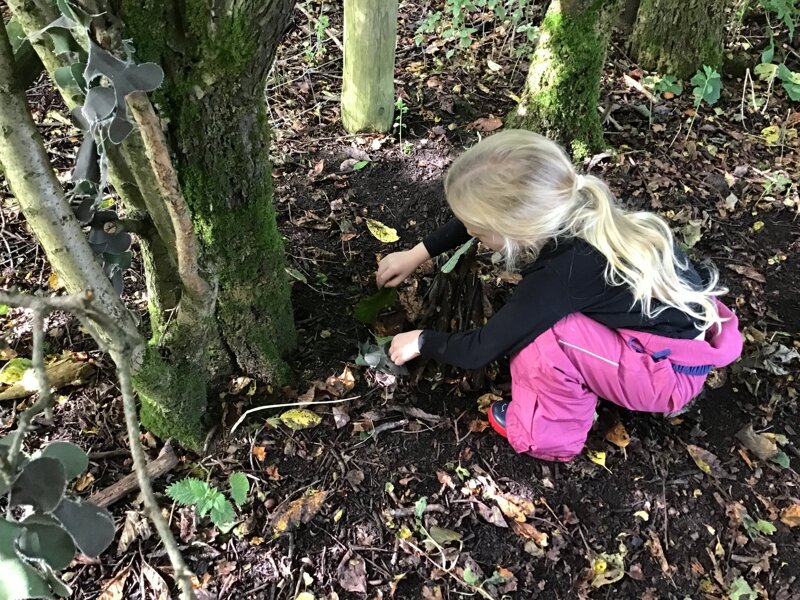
[781,504,800,527]
[687,444,721,476]
[366,218,400,243]
[468,419,490,433]
[279,408,322,430]
[634,510,649,521]
[48,272,62,290]
[588,450,611,472]
[476,392,501,414]
[590,544,626,588]
[605,422,631,448]
[294,593,315,600]
[272,490,327,536]
[753,220,764,232]
[75,472,95,492]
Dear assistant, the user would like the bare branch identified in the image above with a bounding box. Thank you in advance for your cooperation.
[126,91,212,303]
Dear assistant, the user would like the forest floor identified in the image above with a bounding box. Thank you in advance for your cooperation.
[2,2,800,599]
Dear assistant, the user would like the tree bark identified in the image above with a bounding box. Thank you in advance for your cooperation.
[341,0,399,133]
[5,17,44,89]
[506,0,620,154]
[630,0,727,79]
[6,0,298,450]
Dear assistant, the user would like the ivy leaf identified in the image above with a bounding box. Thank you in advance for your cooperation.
[166,478,210,507]
[229,473,249,507]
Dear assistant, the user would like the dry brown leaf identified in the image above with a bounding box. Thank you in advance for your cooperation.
[98,567,131,600]
[476,392,502,414]
[117,510,152,555]
[325,365,356,397]
[493,496,528,523]
[337,552,367,594]
[470,115,503,132]
[735,424,778,461]
[436,470,454,490]
[399,280,423,322]
[687,444,723,476]
[645,531,671,574]
[264,465,282,480]
[468,419,490,433]
[74,472,95,492]
[421,585,443,600]
[252,446,266,462]
[141,562,169,600]
[510,521,548,546]
[475,501,508,528]
[604,422,631,448]
[272,490,327,536]
[781,504,800,527]
[727,264,767,283]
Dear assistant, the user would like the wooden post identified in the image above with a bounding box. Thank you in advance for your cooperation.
[341,0,398,133]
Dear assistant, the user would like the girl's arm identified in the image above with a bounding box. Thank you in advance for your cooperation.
[376,218,472,288]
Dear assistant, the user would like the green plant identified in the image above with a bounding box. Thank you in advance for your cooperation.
[415,0,539,60]
[642,74,683,98]
[0,437,115,598]
[754,1,800,102]
[687,65,722,137]
[166,472,250,530]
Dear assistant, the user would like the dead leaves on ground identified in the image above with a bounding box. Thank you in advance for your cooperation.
[271,490,327,537]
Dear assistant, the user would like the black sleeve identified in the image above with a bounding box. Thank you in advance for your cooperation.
[418,266,572,369]
[422,218,472,258]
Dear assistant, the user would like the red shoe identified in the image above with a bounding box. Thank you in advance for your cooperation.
[488,400,510,438]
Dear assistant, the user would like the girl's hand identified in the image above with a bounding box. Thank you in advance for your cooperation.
[376,243,430,288]
[389,330,422,366]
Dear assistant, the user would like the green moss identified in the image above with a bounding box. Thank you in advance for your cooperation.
[134,345,207,452]
[507,0,609,151]
[120,0,167,63]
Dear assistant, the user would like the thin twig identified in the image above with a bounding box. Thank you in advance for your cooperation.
[387,503,446,518]
[230,395,361,434]
[296,4,344,52]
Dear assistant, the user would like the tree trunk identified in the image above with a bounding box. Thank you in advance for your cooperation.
[507,0,620,155]
[6,0,298,450]
[630,0,727,79]
[341,0,398,133]
[5,17,44,89]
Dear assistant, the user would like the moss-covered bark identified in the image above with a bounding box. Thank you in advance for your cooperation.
[507,0,619,154]
[117,0,297,446]
[631,0,726,80]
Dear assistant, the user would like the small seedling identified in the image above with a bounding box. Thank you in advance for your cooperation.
[687,65,722,138]
[166,472,250,530]
[394,97,409,148]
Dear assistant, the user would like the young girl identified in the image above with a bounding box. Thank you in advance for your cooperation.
[376,130,742,462]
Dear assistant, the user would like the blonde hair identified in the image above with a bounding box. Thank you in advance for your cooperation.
[444,129,726,332]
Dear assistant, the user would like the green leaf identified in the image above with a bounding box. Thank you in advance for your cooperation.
[354,288,397,324]
[39,442,89,481]
[729,576,757,600]
[462,566,481,586]
[777,64,800,101]
[441,238,475,274]
[754,62,779,81]
[229,473,249,506]
[770,451,790,468]
[658,75,683,96]
[11,458,67,513]
[0,358,32,385]
[374,334,394,346]
[210,494,236,528]
[428,526,462,546]
[166,478,209,507]
[279,408,322,430]
[353,160,369,171]
[754,519,777,535]
[52,498,115,557]
[691,66,722,106]
[414,496,428,519]
[762,39,775,64]
[53,63,86,91]
[0,519,51,600]
[0,304,8,316]
[17,516,76,571]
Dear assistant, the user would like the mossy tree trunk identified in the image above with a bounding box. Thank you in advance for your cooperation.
[630,0,727,80]
[341,0,398,133]
[7,0,297,450]
[507,0,621,155]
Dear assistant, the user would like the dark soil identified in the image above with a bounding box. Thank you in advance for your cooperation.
[2,2,800,599]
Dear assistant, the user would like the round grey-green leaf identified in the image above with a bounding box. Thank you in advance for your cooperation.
[0,519,52,600]
[40,442,89,481]
[53,498,115,557]
[17,516,76,571]
[10,458,67,513]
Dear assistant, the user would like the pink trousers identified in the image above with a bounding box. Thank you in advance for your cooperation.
[506,307,742,462]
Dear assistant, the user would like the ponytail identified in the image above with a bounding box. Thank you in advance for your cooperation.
[568,175,725,332]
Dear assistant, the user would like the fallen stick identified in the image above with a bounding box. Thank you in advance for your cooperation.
[388,503,447,518]
[89,442,179,508]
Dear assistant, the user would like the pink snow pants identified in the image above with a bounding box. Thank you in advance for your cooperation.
[506,314,709,462]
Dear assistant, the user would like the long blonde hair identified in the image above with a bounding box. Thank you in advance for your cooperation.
[443,129,726,332]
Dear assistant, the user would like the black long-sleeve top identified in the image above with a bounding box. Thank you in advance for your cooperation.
[418,219,705,369]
